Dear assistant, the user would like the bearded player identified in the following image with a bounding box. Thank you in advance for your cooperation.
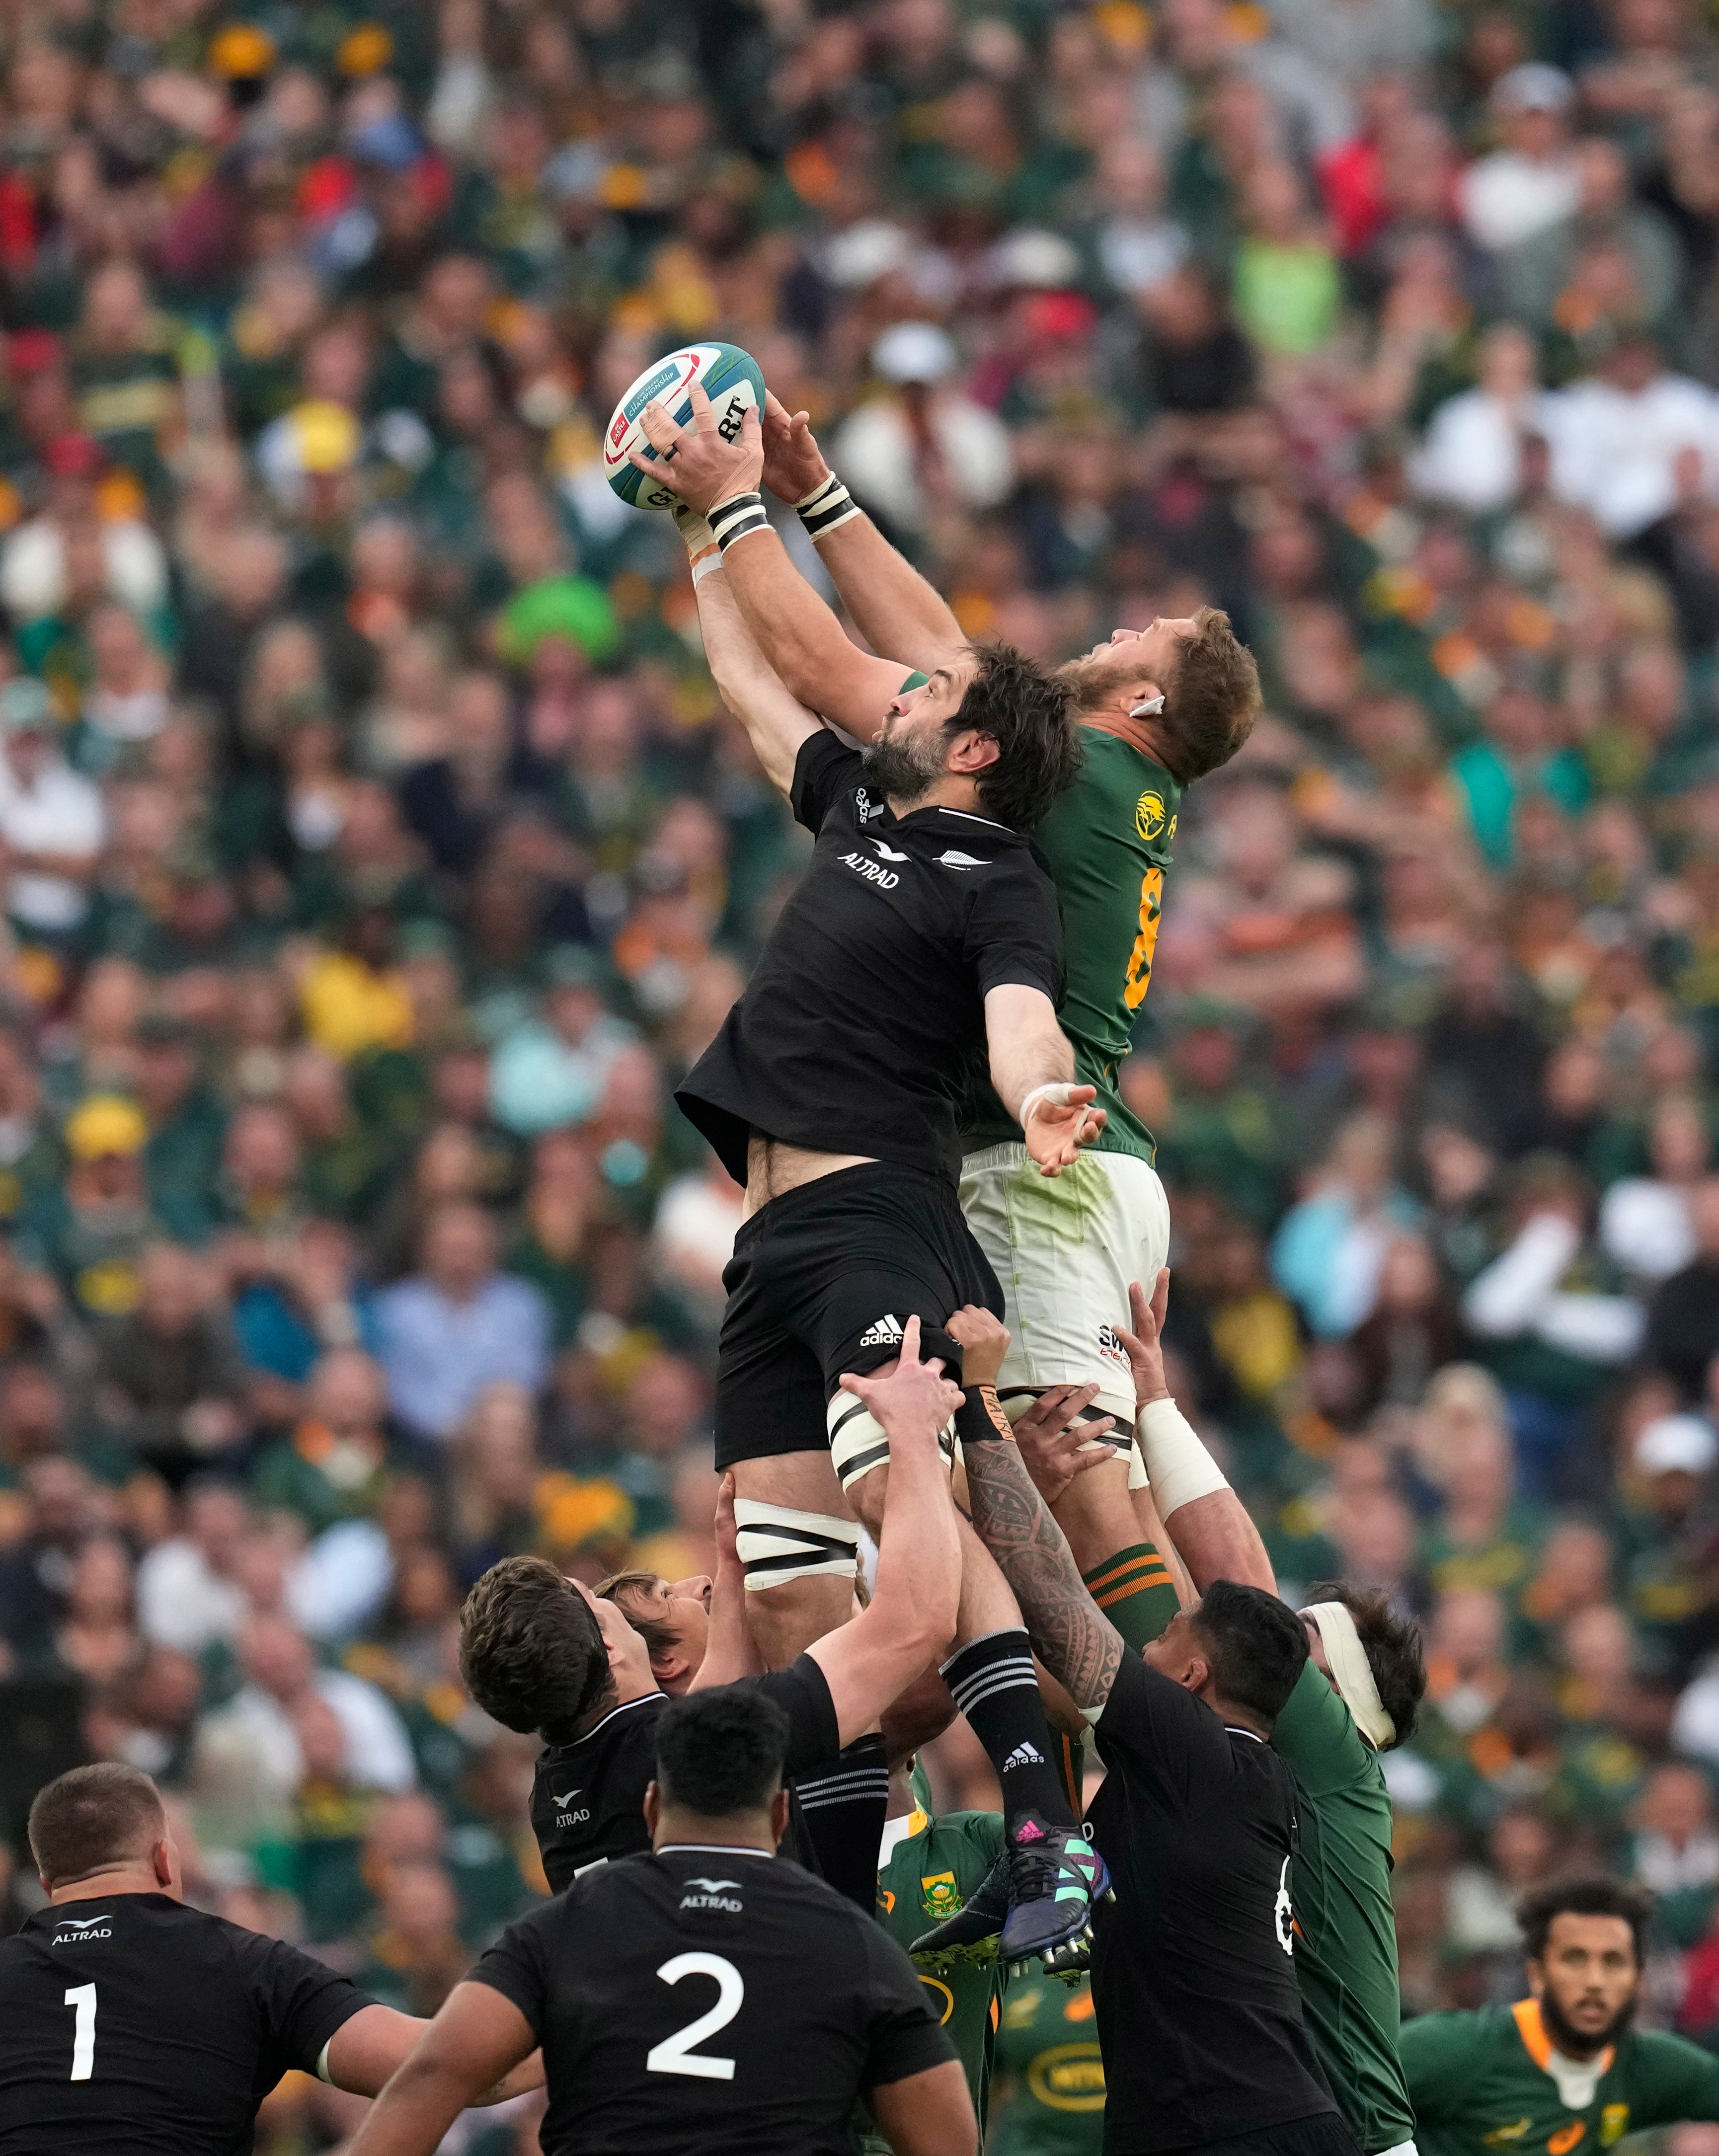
[1403,1877,1719,2156]
[646,385,1260,1654]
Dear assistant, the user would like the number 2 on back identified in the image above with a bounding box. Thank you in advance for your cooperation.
[65,1984,96,2080]
[645,1953,744,2081]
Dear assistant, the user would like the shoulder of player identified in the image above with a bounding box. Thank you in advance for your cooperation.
[1617,2022,1719,2084]
[547,1692,664,1762]
[1400,2003,1510,2058]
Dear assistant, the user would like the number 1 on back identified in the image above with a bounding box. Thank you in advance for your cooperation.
[64,1983,96,2080]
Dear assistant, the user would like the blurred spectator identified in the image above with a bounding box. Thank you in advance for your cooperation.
[374,1202,550,1442]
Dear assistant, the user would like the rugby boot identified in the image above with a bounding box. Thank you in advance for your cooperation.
[909,1845,1011,1969]
[996,1813,1110,1969]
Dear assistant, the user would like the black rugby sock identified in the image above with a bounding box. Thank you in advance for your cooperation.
[941,1627,1076,1841]
[793,1733,889,1908]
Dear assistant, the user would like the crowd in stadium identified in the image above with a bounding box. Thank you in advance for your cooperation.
[0,0,1716,2145]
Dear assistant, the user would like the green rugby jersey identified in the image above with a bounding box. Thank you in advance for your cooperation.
[1403,1999,1719,2156]
[964,729,1181,1164]
[862,1801,1006,2154]
[1272,1660,1414,2154]
[989,1965,1106,2156]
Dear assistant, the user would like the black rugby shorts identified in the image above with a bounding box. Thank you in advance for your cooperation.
[713,1160,1004,1469]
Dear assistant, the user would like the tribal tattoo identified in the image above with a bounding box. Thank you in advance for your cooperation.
[962,1433,1124,1715]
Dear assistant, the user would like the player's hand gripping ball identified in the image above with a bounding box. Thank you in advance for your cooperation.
[604,342,766,510]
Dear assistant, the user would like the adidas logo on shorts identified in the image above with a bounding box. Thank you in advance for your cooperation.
[858,1313,906,1347]
[1002,1742,1045,1771]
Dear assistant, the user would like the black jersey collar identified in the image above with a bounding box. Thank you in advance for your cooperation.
[657,1843,777,1859]
[554,1693,659,1749]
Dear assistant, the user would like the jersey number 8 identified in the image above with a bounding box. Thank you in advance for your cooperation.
[645,1953,744,2082]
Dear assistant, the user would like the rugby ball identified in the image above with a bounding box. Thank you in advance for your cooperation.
[603,341,767,510]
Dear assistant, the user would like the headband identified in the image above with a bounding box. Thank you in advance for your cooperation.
[1301,1602,1395,1751]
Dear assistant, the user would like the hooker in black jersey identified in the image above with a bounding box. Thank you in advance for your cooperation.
[474,1845,952,2156]
[529,1654,840,1892]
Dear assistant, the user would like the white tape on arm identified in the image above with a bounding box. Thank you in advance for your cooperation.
[1019,1081,1078,1130]
[315,2039,333,2085]
[1135,1396,1229,1519]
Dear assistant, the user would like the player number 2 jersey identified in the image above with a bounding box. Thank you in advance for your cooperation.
[964,730,1180,1164]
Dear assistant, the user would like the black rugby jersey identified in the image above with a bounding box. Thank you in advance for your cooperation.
[0,1892,368,2154]
[677,732,1064,1186]
[530,1657,842,1893]
[473,1843,952,2156]
[1087,1651,1338,2154]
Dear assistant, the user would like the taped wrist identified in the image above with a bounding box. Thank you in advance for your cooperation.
[1135,1395,1228,1519]
[795,471,861,541]
[956,1382,1012,1450]
[671,502,721,584]
[828,1387,955,1489]
[709,490,770,552]
[732,1500,860,1591]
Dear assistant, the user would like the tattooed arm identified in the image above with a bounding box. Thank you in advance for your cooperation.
[962,1426,1126,1717]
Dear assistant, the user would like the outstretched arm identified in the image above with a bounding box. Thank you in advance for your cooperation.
[761,395,968,676]
[694,564,822,800]
[1115,1274,1274,1595]
[343,1987,537,2154]
[985,985,1106,1177]
[810,1316,964,1745]
[691,1472,765,1691]
[961,1420,1126,1718]
[634,386,908,740]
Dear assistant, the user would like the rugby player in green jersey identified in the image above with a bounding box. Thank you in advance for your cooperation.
[1403,1876,1719,2156]
[961,1287,1425,2156]
[990,1966,1106,2156]
[648,383,1259,1650]
[862,1758,1008,2156]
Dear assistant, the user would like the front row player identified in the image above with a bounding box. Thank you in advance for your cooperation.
[461,1326,961,1905]
[0,1763,535,2152]
[345,1688,975,2156]
[1405,1877,1719,2156]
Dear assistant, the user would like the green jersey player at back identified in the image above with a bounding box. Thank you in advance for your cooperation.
[1404,1876,1719,2156]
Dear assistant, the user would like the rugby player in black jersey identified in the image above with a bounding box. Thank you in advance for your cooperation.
[459,1322,961,1906]
[636,393,1108,1964]
[950,1347,1363,2156]
[347,1686,973,2156]
[0,1763,538,2153]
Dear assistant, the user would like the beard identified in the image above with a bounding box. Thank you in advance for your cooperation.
[861,723,946,806]
[1539,1984,1638,2059]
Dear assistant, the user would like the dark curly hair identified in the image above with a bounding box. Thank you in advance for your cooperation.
[656,1687,790,1820]
[952,640,1084,832]
[459,1554,614,1743]
[1307,1580,1427,1749]
[1518,1875,1654,1967]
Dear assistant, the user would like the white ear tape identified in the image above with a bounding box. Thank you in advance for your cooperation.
[1131,695,1165,717]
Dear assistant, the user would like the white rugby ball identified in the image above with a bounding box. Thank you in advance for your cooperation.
[603,340,767,511]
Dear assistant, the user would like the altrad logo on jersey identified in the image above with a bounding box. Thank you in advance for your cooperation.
[680,1877,744,1913]
[551,1788,591,1826]
[51,1914,112,1944]
[840,849,899,889]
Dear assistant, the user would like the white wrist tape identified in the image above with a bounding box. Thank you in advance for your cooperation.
[1135,1396,1229,1519]
[671,503,721,584]
[315,2039,333,2084]
[1019,1081,1078,1130]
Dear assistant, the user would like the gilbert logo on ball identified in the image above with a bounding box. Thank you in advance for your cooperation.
[604,342,767,511]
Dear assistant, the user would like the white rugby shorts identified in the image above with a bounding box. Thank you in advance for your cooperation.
[959,1141,1171,1482]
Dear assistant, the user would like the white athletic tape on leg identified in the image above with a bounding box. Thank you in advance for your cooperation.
[733,1501,859,1591]
[828,1393,954,1488]
[1135,1396,1228,1519]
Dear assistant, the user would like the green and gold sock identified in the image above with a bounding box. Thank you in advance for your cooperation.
[1083,1542,1180,1653]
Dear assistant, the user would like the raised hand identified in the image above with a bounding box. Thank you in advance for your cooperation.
[945,1304,1010,1389]
[1022,1082,1106,1175]
[838,1313,963,1450]
[1011,1384,1119,1507]
[1112,1269,1172,1409]
[628,379,764,517]
[760,391,831,503]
